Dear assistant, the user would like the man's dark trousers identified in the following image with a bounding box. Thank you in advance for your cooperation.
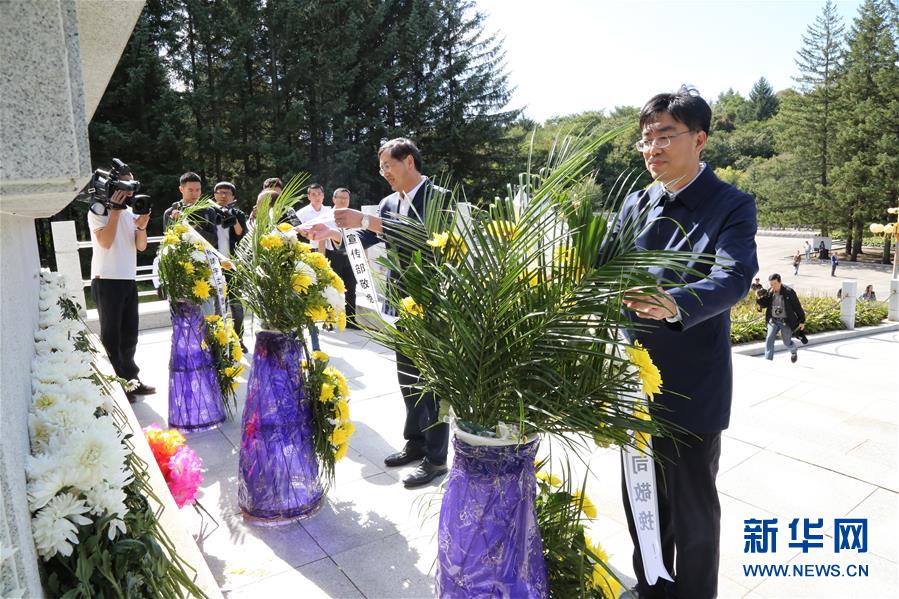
[395,350,448,465]
[326,249,356,323]
[91,278,140,381]
[622,431,722,599]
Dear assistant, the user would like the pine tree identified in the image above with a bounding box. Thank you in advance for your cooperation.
[778,0,845,234]
[832,0,899,260]
[748,77,779,121]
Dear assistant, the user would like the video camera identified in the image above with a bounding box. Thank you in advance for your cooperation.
[80,158,151,216]
[213,205,238,227]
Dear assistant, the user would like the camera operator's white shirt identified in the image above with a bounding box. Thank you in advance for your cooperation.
[296,204,334,250]
[216,224,231,256]
[88,208,138,280]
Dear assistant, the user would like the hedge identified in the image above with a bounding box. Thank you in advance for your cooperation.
[730,294,888,345]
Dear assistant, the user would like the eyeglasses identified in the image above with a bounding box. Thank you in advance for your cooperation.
[378,162,394,176]
[634,130,692,152]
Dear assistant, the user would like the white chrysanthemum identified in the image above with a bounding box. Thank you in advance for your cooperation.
[181,229,201,244]
[28,413,54,454]
[26,458,67,512]
[278,228,298,244]
[57,418,128,491]
[83,484,129,539]
[32,352,93,384]
[31,493,92,559]
[190,249,207,263]
[323,285,343,312]
[294,261,318,286]
[30,402,95,441]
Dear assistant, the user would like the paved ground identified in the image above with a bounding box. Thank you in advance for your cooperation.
[755,235,894,298]
[129,317,898,599]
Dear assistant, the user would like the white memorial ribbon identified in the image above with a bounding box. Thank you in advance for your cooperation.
[622,415,673,585]
[342,229,397,325]
[185,223,230,316]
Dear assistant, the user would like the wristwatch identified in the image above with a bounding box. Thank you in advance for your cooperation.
[360,214,370,230]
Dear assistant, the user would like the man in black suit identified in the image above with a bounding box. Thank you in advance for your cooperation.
[328,138,450,488]
[615,88,759,599]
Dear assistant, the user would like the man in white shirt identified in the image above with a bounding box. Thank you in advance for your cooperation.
[296,183,333,253]
[88,171,154,402]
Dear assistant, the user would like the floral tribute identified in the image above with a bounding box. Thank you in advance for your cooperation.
[304,350,354,481]
[143,425,204,508]
[202,314,244,416]
[25,270,204,597]
[157,218,217,305]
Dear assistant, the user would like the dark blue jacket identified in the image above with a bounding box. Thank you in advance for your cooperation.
[619,167,758,433]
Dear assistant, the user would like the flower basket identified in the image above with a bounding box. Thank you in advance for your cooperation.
[436,433,548,598]
[168,301,226,432]
[238,330,323,523]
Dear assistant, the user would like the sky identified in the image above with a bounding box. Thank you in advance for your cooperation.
[477,0,864,122]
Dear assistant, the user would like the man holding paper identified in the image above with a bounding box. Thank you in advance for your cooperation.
[306,138,449,488]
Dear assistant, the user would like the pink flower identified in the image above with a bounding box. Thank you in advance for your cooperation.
[167,446,203,508]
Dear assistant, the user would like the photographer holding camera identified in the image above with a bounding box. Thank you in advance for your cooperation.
[213,181,249,348]
[87,162,155,402]
[163,172,218,246]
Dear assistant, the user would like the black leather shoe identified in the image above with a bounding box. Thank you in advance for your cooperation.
[403,458,447,488]
[384,448,425,468]
[131,382,156,395]
[791,353,798,363]
[126,393,138,404]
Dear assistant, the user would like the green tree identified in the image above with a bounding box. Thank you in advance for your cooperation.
[777,0,845,234]
[748,77,780,120]
[831,0,899,260]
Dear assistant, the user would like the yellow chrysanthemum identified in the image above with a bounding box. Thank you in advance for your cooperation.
[399,296,424,318]
[192,279,212,300]
[590,563,621,598]
[535,470,562,487]
[205,314,221,323]
[334,399,350,421]
[625,341,662,399]
[260,233,283,250]
[230,380,239,393]
[292,273,313,293]
[305,305,328,321]
[324,367,349,398]
[486,220,518,240]
[295,242,311,254]
[173,223,189,235]
[319,382,335,403]
[214,328,228,346]
[194,241,205,251]
[330,425,350,447]
[277,222,294,232]
[334,443,349,461]
[232,344,243,361]
[201,340,208,350]
[330,273,346,293]
[163,233,180,245]
[305,252,329,270]
[223,364,243,378]
[571,490,597,519]
[312,350,330,362]
[427,232,449,250]
[337,311,347,331]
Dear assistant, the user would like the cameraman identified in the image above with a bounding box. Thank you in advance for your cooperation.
[163,172,218,246]
[213,181,249,348]
[88,170,155,402]
[756,273,806,363]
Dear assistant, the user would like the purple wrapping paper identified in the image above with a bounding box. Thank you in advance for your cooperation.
[436,435,548,598]
[168,302,226,432]
[238,331,323,523]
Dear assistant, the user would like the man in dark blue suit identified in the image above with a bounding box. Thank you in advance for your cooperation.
[330,138,450,488]
[617,89,758,599]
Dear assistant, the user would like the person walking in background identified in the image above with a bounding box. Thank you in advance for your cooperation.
[793,250,801,276]
[861,285,877,301]
[831,251,839,276]
[804,240,811,262]
[757,273,806,364]
[750,277,763,293]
